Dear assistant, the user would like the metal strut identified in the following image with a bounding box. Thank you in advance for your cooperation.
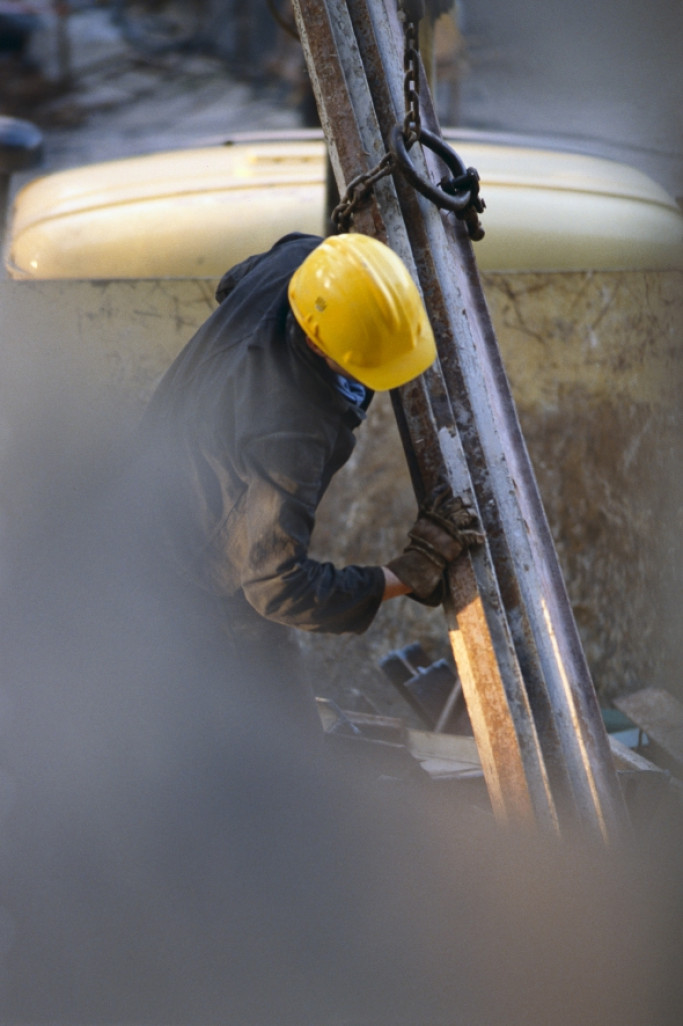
[291,0,630,842]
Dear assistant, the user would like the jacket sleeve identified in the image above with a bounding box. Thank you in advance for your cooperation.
[234,427,386,634]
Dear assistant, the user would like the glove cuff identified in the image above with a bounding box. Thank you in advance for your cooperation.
[386,550,443,600]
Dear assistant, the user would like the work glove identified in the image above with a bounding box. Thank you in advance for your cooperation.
[387,486,485,605]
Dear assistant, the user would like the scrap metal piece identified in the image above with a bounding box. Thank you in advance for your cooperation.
[381,644,457,727]
[615,688,683,776]
[380,644,472,734]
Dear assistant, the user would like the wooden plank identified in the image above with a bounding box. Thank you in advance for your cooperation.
[614,688,683,775]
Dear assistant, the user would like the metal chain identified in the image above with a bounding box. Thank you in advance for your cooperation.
[401,12,422,147]
[333,0,483,240]
[331,153,396,233]
[332,3,422,232]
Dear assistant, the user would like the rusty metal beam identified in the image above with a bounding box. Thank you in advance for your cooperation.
[357,0,630,842]
[291,0,629,841]
[291,0,555,831]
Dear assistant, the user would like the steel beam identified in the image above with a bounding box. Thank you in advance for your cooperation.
[291,0,629,840]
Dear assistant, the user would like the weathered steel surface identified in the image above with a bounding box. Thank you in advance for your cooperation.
[292,0,629,839]
[291,0,560,830]
[360,0,630,840]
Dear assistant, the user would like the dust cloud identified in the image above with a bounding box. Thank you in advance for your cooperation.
[0,332,681,1025]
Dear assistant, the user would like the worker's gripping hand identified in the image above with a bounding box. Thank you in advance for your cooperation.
[420,484,486,551]
[387,486,485,605]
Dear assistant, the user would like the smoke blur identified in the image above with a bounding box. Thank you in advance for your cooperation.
[0,317,680,1026]
[0,2,682,1018]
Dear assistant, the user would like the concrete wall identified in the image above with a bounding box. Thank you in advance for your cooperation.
[1,270,680,705]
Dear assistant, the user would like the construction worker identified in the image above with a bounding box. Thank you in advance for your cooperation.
[137,231,483,734]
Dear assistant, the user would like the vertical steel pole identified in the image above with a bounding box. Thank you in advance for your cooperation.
[290,0,629,841]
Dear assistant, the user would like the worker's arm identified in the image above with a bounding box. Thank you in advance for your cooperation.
[381,566,412,600]
[239,433,483,624]
[236,428,387,634]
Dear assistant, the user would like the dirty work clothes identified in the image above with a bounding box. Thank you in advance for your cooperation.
[139,232,386,645]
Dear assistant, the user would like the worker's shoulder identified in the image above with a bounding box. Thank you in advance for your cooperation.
[215,232,322,305]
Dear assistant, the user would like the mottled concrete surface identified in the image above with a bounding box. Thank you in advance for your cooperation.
[5,267,678,709]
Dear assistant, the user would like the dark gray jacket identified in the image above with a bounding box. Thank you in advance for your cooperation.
[140,233,386,635]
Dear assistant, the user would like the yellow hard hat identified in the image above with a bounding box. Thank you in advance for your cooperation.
[288,233,436,391]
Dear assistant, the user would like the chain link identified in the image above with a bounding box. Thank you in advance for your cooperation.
[331,153,396,233]
[332,0,483,240]
[402,16,421,147]
[332,3,423,232]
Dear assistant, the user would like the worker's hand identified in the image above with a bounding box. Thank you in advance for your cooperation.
[387,486,484,604]
[421,484,486,551]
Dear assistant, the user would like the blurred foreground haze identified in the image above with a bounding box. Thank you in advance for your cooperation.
[0,2,682,1024]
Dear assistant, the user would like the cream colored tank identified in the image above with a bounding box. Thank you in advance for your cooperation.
[6,135,683,278]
